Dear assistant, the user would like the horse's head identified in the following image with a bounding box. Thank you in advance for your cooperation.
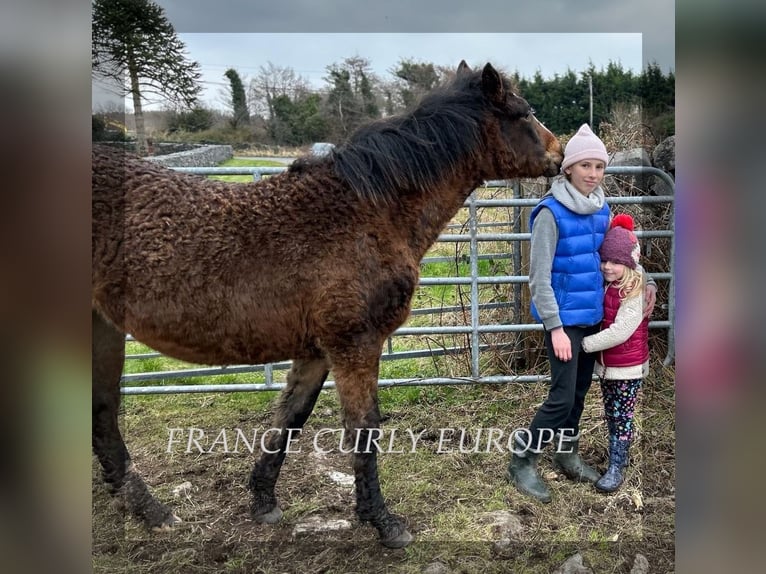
[458,61,564,179]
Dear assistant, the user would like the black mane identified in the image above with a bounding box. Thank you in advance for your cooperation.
[329,70,493,204]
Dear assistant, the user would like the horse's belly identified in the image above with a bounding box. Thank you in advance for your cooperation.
[132,327,306,366]
[136,335,286,366]
[126,303,311,366]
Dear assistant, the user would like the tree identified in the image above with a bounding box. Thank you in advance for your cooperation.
[392,59,441,110]
[92,0,202,155]
[166,106,215,133]
[325,67,358,138]
[639,63,675,138]
[223,68,250,128]
[359,73,379,118]
[248,62,309,123]
[324,57,381,138]
[269,93,329,146]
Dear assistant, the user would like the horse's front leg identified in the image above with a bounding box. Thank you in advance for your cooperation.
[332,355,414,548]
[249,356,330,524]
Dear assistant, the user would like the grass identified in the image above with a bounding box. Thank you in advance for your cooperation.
[205,157,286,183]
[96,366,675,573]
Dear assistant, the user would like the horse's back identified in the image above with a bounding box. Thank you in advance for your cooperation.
[90,145,387,364]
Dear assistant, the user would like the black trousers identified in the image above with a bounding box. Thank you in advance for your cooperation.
[525,324,600,452]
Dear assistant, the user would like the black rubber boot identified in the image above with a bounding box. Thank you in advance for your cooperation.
[507,451,551,503]
[553,434,600,484]
[595,438,631,493]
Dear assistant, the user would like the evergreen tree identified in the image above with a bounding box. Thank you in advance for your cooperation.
[393,59,440,109]
[92,0,202,155]
[224,68,250,128]
[639,63,675,139]
[324,57,381,138]
[325,67,359,138]
[292,93,330,144]
[166,106,214,133]
[269,93,329,146]
[551,69,587,133]
[270,94,295,144]
[359,73,379,118]
[602,61,639,108]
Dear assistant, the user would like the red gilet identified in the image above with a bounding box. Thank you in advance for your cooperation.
[600,284,649,367]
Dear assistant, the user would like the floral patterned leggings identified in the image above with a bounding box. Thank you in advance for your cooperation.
[600,378,642,441]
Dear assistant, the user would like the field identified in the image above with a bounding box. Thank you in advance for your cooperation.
[93,371,675,573]
[93,161,676,573]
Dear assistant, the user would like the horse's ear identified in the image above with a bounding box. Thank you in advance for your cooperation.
[457,60,471,74]
[481,63,505,102]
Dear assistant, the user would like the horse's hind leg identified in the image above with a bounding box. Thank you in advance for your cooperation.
[249,356,330,524]
[92,309,177,530]
[332,356,413,548]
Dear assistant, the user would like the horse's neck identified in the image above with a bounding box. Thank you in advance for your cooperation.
[400,177,479,258]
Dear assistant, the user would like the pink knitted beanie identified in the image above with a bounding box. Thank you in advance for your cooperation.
[561,123,609,170]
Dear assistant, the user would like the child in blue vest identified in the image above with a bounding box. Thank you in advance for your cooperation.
[582,214,649,492]
[508,124,656,503]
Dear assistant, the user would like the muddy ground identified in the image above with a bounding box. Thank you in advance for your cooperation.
[93,367,675,573]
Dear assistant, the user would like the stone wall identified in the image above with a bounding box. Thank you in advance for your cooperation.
[151,142,198,155]
[606,136,675,197]
[143,144,233,167]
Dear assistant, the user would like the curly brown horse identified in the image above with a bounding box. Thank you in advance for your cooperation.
[92,61,563,548]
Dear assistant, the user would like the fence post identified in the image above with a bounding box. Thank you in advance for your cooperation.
[468,192,480,378]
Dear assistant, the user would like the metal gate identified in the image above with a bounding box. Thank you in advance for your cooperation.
[121,165,674,395]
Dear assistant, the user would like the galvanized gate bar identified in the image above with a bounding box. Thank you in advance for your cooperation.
[123,374,572,396]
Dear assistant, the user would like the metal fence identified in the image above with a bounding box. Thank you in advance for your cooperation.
[121,165,675,395]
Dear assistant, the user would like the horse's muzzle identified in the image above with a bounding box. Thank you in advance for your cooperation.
[543,154,564,177]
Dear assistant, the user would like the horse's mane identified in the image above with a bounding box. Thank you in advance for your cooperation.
[291,70,499,204]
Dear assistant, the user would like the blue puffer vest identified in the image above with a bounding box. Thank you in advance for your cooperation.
[530,197,610,327]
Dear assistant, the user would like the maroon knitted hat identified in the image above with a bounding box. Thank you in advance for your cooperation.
[600,214,640,269]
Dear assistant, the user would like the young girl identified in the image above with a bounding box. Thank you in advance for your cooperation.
[582,214,650,492]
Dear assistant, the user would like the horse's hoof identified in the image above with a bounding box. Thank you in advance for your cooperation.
[150,514,181,532]
[253,506,283,524]
[381,528,414,549]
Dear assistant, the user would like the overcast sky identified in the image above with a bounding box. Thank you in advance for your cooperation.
[93,0,674,112]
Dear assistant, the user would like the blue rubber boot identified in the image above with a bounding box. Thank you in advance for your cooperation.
[595,438,631,493]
